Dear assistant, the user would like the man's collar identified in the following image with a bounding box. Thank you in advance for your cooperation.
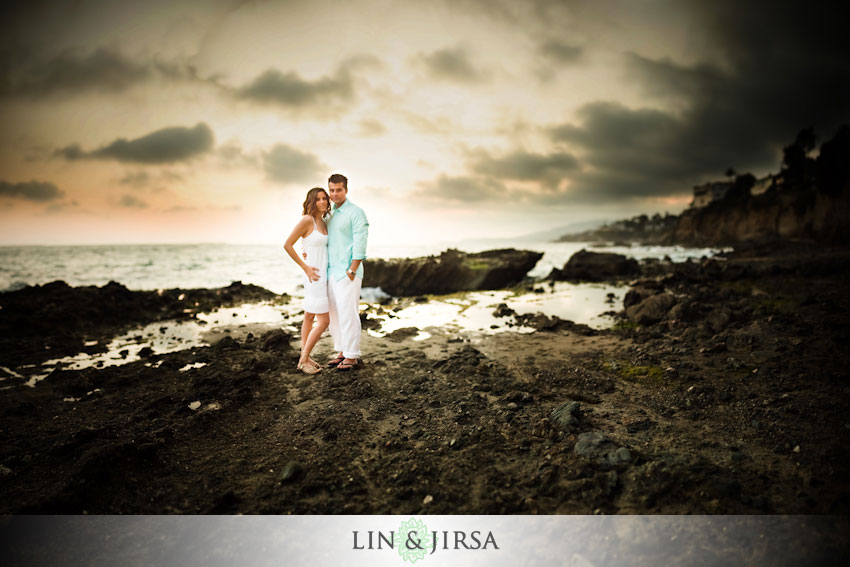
[332,199,348,211]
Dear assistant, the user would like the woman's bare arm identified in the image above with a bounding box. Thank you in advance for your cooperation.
[284,216,320,281]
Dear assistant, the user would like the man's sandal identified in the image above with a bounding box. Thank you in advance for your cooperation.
[327,354,346,368]
[336,359,361,372]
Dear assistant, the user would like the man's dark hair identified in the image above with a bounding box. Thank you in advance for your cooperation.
[328,173,348,188]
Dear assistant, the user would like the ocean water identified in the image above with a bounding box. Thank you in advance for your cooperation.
[0,240,726,295]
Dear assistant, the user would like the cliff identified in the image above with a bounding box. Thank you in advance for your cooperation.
[668,184,850,246]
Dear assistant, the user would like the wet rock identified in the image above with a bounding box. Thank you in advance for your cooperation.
[493,303,516,317]
[138,346,154,358]
[625,293,677,325]
[549,250,640,281]
[363,248,543,296]
[385,327,419,342]
[514,313,598,335]
[573,431,631,469]
[359,312,382,331]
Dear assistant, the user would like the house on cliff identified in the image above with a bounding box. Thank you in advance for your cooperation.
[689,181,731,208]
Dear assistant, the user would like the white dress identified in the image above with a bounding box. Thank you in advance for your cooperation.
[301,217,329,314]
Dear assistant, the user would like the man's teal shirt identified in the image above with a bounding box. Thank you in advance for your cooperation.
[327,198,369,281]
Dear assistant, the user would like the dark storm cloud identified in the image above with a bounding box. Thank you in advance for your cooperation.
[0,179,64,202]
[677,0,850,139]
[236,68,354,108]
[538,40,583,64]
[468,148,580,186]
[118,194,148,208]
[417,174,507,203]
[627,1,850,173]
[56,123,214,164]
[0,47,150,98]
[416,46,489,84]
[263,144,326,185]
[547,101,734,202]
[0,43,215,100]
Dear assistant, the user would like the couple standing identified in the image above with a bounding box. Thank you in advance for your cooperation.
[284,173,369,374]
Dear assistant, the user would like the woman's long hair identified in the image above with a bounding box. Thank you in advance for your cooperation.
[302,187,329,219]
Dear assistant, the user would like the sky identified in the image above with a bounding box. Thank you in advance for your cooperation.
[1,0,848,246]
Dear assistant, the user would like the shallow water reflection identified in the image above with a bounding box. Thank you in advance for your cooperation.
[16,281,625,387]
[367,282,626,338]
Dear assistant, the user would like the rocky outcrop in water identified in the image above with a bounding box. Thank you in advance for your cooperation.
[362,248,543,296]
[547,249,640,281]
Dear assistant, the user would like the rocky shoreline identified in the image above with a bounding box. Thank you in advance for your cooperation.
[0,244,848,514]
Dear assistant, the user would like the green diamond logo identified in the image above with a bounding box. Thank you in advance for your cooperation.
[397,517,430,564]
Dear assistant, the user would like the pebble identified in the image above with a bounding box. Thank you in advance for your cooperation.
[422,494,434,506]
[280,461,303,482]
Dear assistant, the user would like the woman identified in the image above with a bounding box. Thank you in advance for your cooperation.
[284,187,330,374]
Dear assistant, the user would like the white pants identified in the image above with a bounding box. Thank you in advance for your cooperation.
[327,275,362,359]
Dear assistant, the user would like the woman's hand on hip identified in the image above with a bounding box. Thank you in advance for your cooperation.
[305,265,320,282]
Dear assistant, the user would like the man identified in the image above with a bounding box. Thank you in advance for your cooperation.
[325,173,369,371]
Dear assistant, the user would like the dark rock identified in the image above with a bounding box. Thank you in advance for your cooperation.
[706,307,733,333]
[280,461,303,482]
[514,313,598,335]
[493,303,516,317]
[214,336,241,351]
[385,327,419,342]
[138,347,154,358]
[549,249,640,281]
[573,431,631,469]
[359,312,382,330]
[624,287,653,307]
[668,301,699,322]
[551,401,581,431]
[625,293,677,325]
[362,248,543,296]
[258,329,291,352]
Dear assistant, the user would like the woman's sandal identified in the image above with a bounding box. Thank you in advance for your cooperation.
[297,360,321,374]
[327,353,346,368]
